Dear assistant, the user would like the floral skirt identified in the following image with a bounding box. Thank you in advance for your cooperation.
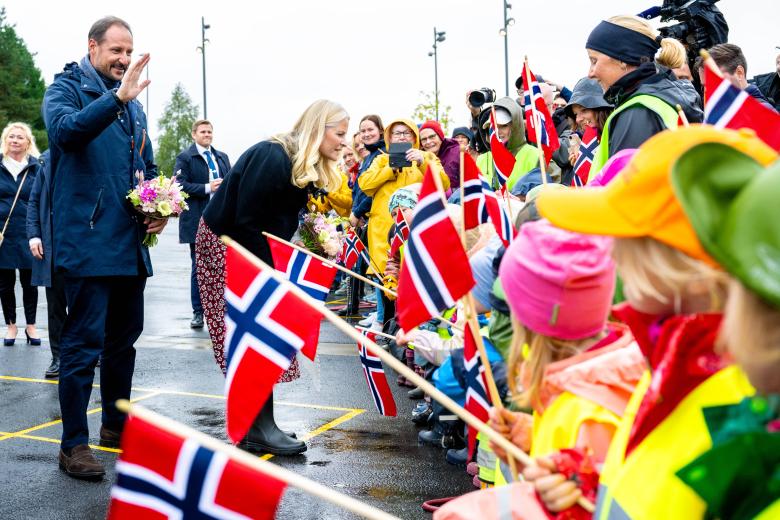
[194,218,300,382]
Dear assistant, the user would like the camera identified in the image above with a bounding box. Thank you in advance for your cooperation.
[468,88,497,108]
[639,0,728,62]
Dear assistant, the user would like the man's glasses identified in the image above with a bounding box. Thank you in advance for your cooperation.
[391,130,413,138]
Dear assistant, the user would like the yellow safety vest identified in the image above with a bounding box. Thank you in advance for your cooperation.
[477,144,539,192]
[591,94,679,175]
[595,366,755,520]
[494,392,621,486]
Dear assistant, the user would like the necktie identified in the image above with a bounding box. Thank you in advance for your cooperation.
[204,150,218,180]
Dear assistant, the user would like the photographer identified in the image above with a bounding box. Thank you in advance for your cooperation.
[475,97,539,192]
[585,15,702,174]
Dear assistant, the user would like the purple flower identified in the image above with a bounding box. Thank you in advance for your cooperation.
[140,187,157,203]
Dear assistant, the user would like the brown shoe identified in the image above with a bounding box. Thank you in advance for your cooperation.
[99,425,122,448]
[59,445,105,480]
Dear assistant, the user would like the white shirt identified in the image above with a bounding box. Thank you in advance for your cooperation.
[196,144,220,195]
[2,155,28,180]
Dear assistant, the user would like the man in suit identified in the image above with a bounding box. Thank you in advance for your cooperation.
[174,120,230,328]
[43,16,164,479]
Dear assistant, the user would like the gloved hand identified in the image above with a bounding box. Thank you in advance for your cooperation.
[382,274,398,299]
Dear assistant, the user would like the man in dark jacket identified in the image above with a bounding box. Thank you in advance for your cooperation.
[174,120,230,329]
[752,53,780,112]
[26,150,66,379]
[43,16,164,480]
[705,43,777,112]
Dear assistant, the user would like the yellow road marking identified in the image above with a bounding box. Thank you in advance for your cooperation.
[260,407,366,461]
[0,392,161,442]
[1,376,360,412]
[0,432,121,453]
[1,375,366,456]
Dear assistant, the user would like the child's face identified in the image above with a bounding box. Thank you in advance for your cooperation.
[720,280,780,394]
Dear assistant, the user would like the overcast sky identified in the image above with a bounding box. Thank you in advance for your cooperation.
[5,0,779,160]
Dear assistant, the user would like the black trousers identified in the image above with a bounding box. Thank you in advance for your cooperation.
[58,275,145,450]
[45,271,67,360]
[0,268,38,325]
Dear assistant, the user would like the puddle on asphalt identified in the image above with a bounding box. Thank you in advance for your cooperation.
[319,428,397,453]
[15,453,51,463]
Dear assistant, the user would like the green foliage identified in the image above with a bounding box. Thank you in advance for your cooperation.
[155,83,198,177]
[0,8,48,150]
[412,90,452,134]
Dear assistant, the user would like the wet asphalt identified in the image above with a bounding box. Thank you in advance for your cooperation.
[0,225,473,519]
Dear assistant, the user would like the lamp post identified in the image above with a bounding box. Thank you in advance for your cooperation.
[428,28,446,121]
[499,2,515,96]
[197,17,210,119]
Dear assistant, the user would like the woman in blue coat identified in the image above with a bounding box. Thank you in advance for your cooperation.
[0,122,41,346]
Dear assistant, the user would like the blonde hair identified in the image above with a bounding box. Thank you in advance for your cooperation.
[271,99,348,192]
[2,122,40,158]
[719,279,780,393]
[607,15,687,69]
[507,318,595,410]
[612,237,728,312]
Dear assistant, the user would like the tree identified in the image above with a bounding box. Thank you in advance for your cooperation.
[155,83,198,177]
[412,90,452,135]
[0,8,48,150]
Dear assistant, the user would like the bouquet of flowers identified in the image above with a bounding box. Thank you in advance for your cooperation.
[299,212,348,260]
[127,171,189,247]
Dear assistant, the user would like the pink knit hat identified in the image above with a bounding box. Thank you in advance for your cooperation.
[499,219,615,340]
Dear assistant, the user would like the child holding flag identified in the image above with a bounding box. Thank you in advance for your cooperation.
[490,219,644,491]
[525,126,777,518]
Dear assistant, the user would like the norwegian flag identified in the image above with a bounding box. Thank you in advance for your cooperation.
[464,324,493,459]
[488,108,516,188]
[461,152,515,247]
[704,65,780,150]
[356,328,397,416]
[267,236,336,361]
[224,243,323,442]
[521,62,560,165]
[389,209,410,258]
[342,229,370,270]
[572,126,599,187]
[397,165,475,331]
[108,414,285,520]
[267,236,338,302]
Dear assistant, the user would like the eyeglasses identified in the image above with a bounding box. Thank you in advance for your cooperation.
[391,130,413,138]
[420,135,439,143]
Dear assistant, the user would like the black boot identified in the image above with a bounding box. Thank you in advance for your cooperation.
[45,357,60,379]
[238,393,306,456]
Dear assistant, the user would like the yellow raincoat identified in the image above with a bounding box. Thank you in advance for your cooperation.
[358,119,447,274]
[307,170,352,217]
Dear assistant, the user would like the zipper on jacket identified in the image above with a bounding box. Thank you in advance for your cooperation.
[89,188,104,229]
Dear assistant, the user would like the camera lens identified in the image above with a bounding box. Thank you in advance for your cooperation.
[469,90,487,107]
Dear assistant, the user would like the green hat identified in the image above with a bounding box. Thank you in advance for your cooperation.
[672,143,780,307]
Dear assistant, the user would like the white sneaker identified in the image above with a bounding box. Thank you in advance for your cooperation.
[369,320,384,332]
[358,312,377,327]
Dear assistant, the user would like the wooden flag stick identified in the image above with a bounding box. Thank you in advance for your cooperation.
[115,400,400,520]
[462,293,519,482]
[700,49,724,79]
[261,232,461,332]
[676,104,690,127]
[459,145,467,247]
[524,56,549,185]
[223,236,535,467]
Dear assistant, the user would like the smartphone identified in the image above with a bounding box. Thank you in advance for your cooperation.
[388,142,413,169]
